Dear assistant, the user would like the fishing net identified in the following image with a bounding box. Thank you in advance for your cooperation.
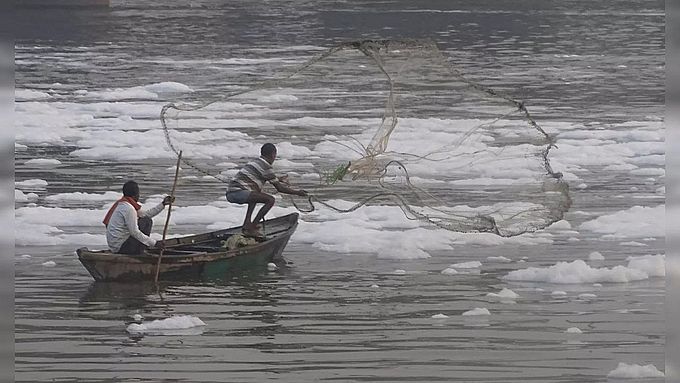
[161,39,570,237]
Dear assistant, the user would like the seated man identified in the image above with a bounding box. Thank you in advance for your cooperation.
[226,143,307,238]
[103,180,173,254]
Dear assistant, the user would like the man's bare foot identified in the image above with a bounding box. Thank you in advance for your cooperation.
[242,224,264,239]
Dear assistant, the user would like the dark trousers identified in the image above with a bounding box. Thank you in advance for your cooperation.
[117,216,153,255]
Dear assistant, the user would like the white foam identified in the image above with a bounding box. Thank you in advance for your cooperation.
[504,259,658,284]
[126,315,206,335]
[294,206,435,259]
[16,89,51,100]
[431,313,449,319]
[486,288,519,300]
[551,291,567,296]
[257,94,299,103]
[16,179,48,189]
[15,190,39,202]
[565,327,582,333]
[578,293,597,300]
[579,205,664,238]
[449,261,482,269]
[41,261,56,267]
[441,268,458,275]
[626,254,665,277]
[393,269,407,275]
[267,262,278,271]
[606,362,664,378]
[619,241,647,247]
[25,158,61,167]
[45,191,120,202]
[87,82,194,101]
[630,168,665,176]
[604,163,638,171]
[462,307,490,316]
[487,256,511,263]
[588,251,605,260]
[550,220,572,230]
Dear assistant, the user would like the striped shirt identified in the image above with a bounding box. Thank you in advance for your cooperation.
[228,157,279,193]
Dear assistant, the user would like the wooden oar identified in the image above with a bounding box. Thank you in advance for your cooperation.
[154,151,182,283]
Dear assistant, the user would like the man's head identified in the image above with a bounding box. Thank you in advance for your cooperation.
[261,143,277,163]
[122,180,140,201]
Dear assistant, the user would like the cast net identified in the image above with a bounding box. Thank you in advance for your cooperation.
[161,39,570,237]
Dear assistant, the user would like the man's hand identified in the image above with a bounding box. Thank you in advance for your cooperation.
[154,240,166,250]
[162,196,175,206]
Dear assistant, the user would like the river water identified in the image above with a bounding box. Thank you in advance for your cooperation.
[14,1,665,382]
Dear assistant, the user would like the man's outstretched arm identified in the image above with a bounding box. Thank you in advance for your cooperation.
[272,180,307,196]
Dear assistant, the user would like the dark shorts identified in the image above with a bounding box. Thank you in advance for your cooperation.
[117,216,153,255]
[226,189,251,204]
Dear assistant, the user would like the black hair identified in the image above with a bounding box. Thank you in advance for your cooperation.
[261,143,277,157]
[122,180,139,197]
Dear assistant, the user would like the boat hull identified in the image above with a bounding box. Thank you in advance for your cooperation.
[77,213,298,281]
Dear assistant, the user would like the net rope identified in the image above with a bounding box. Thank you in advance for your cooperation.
[160,39,571,237]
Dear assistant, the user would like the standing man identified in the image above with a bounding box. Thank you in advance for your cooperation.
[103,180,174,254]
[226,143,307,238]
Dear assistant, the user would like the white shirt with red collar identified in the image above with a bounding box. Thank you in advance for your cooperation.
[105,200,165,252]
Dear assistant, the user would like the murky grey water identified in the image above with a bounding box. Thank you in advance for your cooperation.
[14,1,664,382]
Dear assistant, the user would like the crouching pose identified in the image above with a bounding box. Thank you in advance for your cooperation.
[226,143,307,238]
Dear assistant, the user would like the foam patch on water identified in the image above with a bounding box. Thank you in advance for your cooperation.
[25,158,61,167]
[16,88,52,101]
[462,307,490,316]
[294,203,549,259]
[256,94,299,103]
[579,205,664,238]
[86,82,194,101]
[626,254,665,277]
[620,241,647,247]
[487,256,511,263]
[449,261,482,269]
[15,190,39,202]
[551,121,664,175]
[16,179,48,189]
[45,191,120,203]
[549,220,572,230]
[606,362,664,378]
[126,315,206,336]
[503,258,663,284]
[486,288,519,300]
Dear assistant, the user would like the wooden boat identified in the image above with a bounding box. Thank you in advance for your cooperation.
[76,213,298,282]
